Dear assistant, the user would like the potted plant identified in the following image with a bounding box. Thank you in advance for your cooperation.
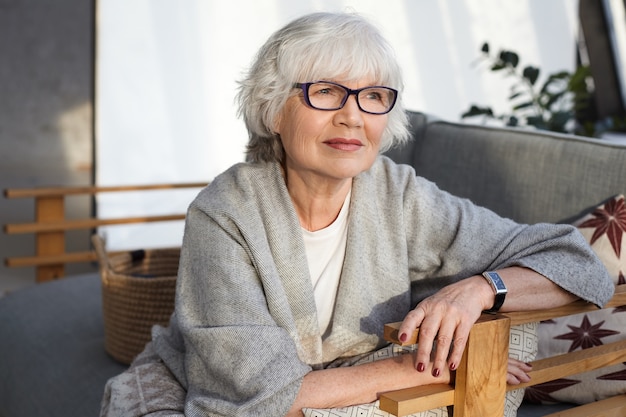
[461,42,626,137]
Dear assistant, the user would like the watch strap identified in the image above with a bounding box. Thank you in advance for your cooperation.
[482,271,507,313]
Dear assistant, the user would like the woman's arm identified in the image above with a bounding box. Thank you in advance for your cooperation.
[398,266,578,379]
[286,352,449,416]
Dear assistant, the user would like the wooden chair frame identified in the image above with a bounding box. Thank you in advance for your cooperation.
[3,183,205,282]
[381,285,626,417]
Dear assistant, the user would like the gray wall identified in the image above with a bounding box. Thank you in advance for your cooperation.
[0,0,95,295]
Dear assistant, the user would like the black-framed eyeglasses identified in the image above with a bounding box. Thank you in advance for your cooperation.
[293,81,398,115]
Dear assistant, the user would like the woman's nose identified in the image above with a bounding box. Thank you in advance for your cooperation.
[334,94,364,127]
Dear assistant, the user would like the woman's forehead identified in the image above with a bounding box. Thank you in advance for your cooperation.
[295,67,385,85]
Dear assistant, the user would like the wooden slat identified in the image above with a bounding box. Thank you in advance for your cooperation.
[2,182,209,280]
[510,339,626,391]
[4,214,186,234]
[5,251,98,267]
[5,248,164,268]
[541,394,626,417]
[384,313,508,346]
[383,321,416,346]
[35,195,65,282]
[453,315,509,417]
[4,182,207,198]
[379,384,454,416]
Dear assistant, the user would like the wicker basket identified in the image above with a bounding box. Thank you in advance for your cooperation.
[92,234,179,365]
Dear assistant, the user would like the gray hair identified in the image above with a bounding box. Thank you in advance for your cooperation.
[236,12,410,163]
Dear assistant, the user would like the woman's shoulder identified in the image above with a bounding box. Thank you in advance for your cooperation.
[191,162,283,210]
[359,156,466,214]
[360,155,435,192]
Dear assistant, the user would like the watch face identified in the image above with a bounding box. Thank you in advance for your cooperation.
[484,271,507,293]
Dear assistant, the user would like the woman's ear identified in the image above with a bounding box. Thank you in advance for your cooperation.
[272,112,282,135]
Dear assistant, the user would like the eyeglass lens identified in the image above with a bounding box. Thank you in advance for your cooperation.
[306,82,396,114]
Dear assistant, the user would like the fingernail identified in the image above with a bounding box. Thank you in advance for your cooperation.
[525,362,533,367]
[433,368,440,377]
[417,362,425,372]
[449,362,457,371]
[399,333,407,343]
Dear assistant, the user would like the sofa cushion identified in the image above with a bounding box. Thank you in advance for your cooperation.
[399,113,626,225]
[525,195,626,404]
[0,273,127,417]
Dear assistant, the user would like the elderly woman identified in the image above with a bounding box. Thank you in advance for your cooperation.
[101,11,613,417]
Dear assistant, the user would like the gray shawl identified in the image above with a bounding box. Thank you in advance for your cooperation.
[152,156,613,416]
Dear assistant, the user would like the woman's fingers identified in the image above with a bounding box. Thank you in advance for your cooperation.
[401,294,533,385]
[507,358,532,385]
[399,280,485,376]
[397,306,424,345]
[445,320,472,371]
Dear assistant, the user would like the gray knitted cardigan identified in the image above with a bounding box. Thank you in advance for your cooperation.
[150,156,613,416]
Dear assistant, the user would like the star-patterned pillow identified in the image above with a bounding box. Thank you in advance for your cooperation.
[525,194,626,405]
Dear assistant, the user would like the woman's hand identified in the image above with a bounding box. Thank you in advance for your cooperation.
[397,274,495,377]
[507,358,532,385]
[397,266,567,380]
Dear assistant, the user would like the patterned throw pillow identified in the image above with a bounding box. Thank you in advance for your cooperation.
[303,322,537,417]
[525,195,626,404]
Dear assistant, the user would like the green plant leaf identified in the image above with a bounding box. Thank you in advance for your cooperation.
[547,111,572,133]
[543,91,566,110]
[461,105,494,118]
[550,71,570,79]
[506,116,519,127]
[512,101,534,111]
[522,66,540,86]
[468,42,606,137]
[499,50,519,68]
[527,116,547,129]
[568,66,590,94]
[540,74,568,95]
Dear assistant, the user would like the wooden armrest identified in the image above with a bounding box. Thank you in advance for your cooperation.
[380,286,626,417]
[4,214,186,234]
[382,314,510,417]
[3,182,207,198]
[379,384,454,416]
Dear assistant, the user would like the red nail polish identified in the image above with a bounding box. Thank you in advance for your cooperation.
[449,362,457,371]
[399,333,407,343]
[433,368,440,377]
[417,362,425,372]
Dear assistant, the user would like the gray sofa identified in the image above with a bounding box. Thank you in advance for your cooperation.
[1,111,625,417]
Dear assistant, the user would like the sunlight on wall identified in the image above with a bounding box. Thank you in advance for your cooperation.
[57,101,93,174]
[96,0,580,249]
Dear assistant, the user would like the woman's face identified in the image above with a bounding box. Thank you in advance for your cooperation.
[274,78,389,187]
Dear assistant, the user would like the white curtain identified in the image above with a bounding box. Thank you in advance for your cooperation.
[96,0,580,249]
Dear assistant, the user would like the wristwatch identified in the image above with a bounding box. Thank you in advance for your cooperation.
[481,271,508,313]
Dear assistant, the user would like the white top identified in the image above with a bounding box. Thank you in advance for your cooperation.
[302,189,351,336]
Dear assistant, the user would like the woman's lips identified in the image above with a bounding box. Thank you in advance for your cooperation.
[324,138,364,151]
